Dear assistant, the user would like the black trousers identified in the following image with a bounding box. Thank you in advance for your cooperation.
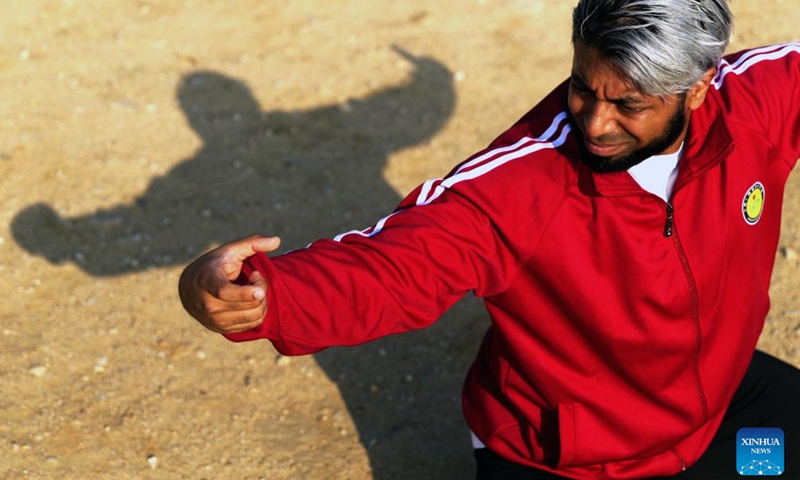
[475,350,800,479]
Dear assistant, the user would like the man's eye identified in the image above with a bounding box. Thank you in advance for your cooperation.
[618,104,645,114]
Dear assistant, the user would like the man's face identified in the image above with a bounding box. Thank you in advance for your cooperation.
[568,43,690,173]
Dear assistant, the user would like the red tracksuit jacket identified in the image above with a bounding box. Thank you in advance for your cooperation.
[226,44,800,478]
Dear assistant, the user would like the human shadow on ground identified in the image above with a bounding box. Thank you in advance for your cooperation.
[12,47,486,478]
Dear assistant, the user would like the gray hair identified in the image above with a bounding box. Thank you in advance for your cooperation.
[572,0,733,96]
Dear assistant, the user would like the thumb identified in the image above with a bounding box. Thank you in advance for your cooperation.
[249,235,281,254]
[224,235,281,259]
[218,235,281,279]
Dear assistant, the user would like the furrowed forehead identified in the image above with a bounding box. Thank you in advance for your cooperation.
[570,43,648,99]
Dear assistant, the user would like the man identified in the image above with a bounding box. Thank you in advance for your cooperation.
[180,0,800,478]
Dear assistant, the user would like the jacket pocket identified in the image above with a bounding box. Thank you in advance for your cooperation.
[553,403,686,474]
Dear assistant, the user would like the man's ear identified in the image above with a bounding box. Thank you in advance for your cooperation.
[686,66,717,111]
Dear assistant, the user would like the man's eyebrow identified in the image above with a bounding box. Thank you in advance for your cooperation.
[569,74,589,88]
[614,94,648,105]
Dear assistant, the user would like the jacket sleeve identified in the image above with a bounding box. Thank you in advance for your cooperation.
[717,43,800,168]
[223,182,521,355]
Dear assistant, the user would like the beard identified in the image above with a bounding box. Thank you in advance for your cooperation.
[577,102,687,174]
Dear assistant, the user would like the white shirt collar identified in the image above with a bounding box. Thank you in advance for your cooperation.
[627,143,684,202]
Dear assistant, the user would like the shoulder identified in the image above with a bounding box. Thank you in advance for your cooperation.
[444,80,576,190]
[410,82,579,230]
[488,80,572,150]
[705,43,800,166]
[711,43,799,95]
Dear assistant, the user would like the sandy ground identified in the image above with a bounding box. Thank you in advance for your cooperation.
[1,1,798,479]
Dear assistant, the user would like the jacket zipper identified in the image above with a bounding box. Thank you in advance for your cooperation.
[663,203,675,237]
[662,201,710,423]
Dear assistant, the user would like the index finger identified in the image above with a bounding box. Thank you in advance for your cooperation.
[216,281,266,303]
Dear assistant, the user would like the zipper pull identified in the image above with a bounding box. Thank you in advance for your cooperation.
[664,202,674,237]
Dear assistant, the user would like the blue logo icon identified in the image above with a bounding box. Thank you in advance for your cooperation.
[737,427,784,476]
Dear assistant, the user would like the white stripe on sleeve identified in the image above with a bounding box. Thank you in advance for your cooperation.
[335,111,572,242]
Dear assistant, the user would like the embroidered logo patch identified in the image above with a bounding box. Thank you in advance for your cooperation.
[742,182,765,225]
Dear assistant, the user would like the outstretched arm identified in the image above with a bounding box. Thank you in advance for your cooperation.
[178,235,280,333]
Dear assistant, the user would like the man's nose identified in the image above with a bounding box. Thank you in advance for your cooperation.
[582,100,615,140]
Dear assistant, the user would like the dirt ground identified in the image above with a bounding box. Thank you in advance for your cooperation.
[1,1,798,479]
